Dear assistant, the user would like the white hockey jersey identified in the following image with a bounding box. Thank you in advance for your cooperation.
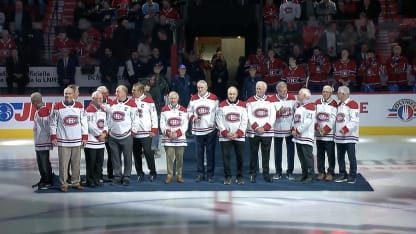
[107,98,138,139]
[274,93,297,137]
[315,97,337,141]
[50,100,88,147]
[334,98,359,144]
[246,95,276,137]
[133,94,159,138]
[187,92,219,136]
[33,104,53,151]
[292,101,316,146]
[160,104,188,146]
[85,102,108,149]
[216,100,248,142]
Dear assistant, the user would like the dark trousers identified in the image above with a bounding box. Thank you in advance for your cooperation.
[336,143,357,178]
[35,150,53,184]
[220,140,245,178]
[274,136,295,175]
[84,148,104,185]
[6,77,27,94]
[249,136,272,177]
[133,137,156,176]
[109,135,133,178]
[296,143,314,177]
[195,130,217,177]
[105,141,113,179]
[316,140,336,175]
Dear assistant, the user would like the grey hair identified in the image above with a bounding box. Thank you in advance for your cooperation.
[337,86,350,96]
[299,88,311,99]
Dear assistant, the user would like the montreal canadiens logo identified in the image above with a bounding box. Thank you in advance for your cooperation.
[336,113,345,123]
[96,119,105,129]
[196,106,210,116]
[293,114,301,123]
[0,103,14,122]
[225,112,240,122]
[254,108,268,118]
[112,111,125,122]
[387,99,416,122]
[63,115,79,126]
[317,112,329,122]
[167,117,181,127]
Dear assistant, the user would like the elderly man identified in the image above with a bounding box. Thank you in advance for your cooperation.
[246,81,276,183]
[160,91,189,184]
[292,88,316,184]
[334,86,359,184]
[315,85,337,181]
[131,82,159,182]
[50,86,87,192]
[216,86,248,185]
[188,80,219,183]
[84,91,108,187]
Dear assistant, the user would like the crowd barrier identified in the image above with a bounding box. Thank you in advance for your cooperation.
[0,93,415,138]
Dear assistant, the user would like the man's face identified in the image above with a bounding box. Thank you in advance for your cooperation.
[337,91,346,101]
[131,86,143,98]
[178,68,186,76]
[93,93,103,105]
[197,83,208,96]
[322,87,332,100]
[227,88,238,102]
[116,87,126,100]
[297,91,305,102]
[64,88,74,102]
[169,93,179,106]
[256,84,266,97]
[277,86,288,97]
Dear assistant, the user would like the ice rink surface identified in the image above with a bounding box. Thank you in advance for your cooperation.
[0,136,415,234]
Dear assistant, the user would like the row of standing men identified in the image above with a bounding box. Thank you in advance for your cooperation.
[31,80,359,191]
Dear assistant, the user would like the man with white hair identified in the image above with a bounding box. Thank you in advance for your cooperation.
[315,85,337,181]
[246,81,276,183]
[291,88,316,183]
[334,86,359,184]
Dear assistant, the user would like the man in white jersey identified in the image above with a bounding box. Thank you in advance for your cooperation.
[334,86,359,184]
[31,92,53,190]
[50,86,87,192]
[188,80,219,183]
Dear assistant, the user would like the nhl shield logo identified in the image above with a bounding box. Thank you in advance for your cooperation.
[387,99,416,122]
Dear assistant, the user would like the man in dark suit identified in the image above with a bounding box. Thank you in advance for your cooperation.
[57,48,77,92]
[6,48,29,94]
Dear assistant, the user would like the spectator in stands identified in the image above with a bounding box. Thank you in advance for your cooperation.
[183,50,205,94]
[6,48,29,94]
[0,29,16,65]
[355,12,376,47]
[148,47,166,74]
[112,0,130,18]
[137,35,152,64]
[127,1,143,31]
[385,45,410,92]
[152,62,170,97]
[210,58,229,100]
[307,46,331,92]
[100,0,116,27]
[73,1,89,27]
[124,50,148,88]
[160,0,180,28]
[358,0,381,24]
[319,21,339,60]
[339,23,359,56]
[302,16,323,54]
[279,0,301,33]
[281,56,307,92]
[246,47,266,75]
[300,0,316,21]
[57,48,77,92]
[100,47,119,93]
[314,0,337,24]
[241,65,262,101]
[290,44,308,67]
[332,48,357,90]
[334,1,349,22]
[358,49,384,92]
[141,0,160,37]
[77,30,100,66]
[52,30,76,64]
[153,28,171,68]
[263,0,279,38]
[210,47,227,69]
[263,49,286,92]
[6,0,32,41]
[171,64,192,107]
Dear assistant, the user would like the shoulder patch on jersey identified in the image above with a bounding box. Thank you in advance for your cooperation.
[304,102,316,111]
[346,100,359,109]
[37,106,51,117]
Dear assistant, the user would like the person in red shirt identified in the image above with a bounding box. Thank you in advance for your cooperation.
[358,50,384,92]
[281,56,307,92]
[77,31,100,66]
[385,45,410,92]
[307,46,330,92]
[332,49,357,91]
[160,0,180,26]
[262,49,286,92]
[0,30,17,65]
[112,0,130,18]
[246,47,266,76]
[52,30,76,64]
[303,16,323,52]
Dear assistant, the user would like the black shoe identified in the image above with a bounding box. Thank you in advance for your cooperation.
[335,174,348,183]
[122,178,130,186]
[195,175,205,182]
[302,176,313,184]
[208,176,215,183]
[224,177,231,185]
[286,174,295,181]
[235,177,245,185]
[347,176,356,184]
[112,177,122,185]
[263,175,273,183]
[38,182,48,190]
[86,182,96,188]
[95,181,103,187]
[249,175,256,183]
[149,175,156,182]
[273,173,282,180]
[296,175,307,182]
[137,174,144,183]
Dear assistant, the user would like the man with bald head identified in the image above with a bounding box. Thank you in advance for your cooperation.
[216,86,247,185]
[31,92,53,189]
[314,85,337,181]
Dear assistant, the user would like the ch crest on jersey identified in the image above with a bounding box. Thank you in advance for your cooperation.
[225,112,240,123]
[96,119,105,129]
[254,108,268,118]
[167,117,181,127]
[336,113,345,123]
[196,106,210,116]
[317,112,329,122]
[112,111,125,122]
[63,115,79,126]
